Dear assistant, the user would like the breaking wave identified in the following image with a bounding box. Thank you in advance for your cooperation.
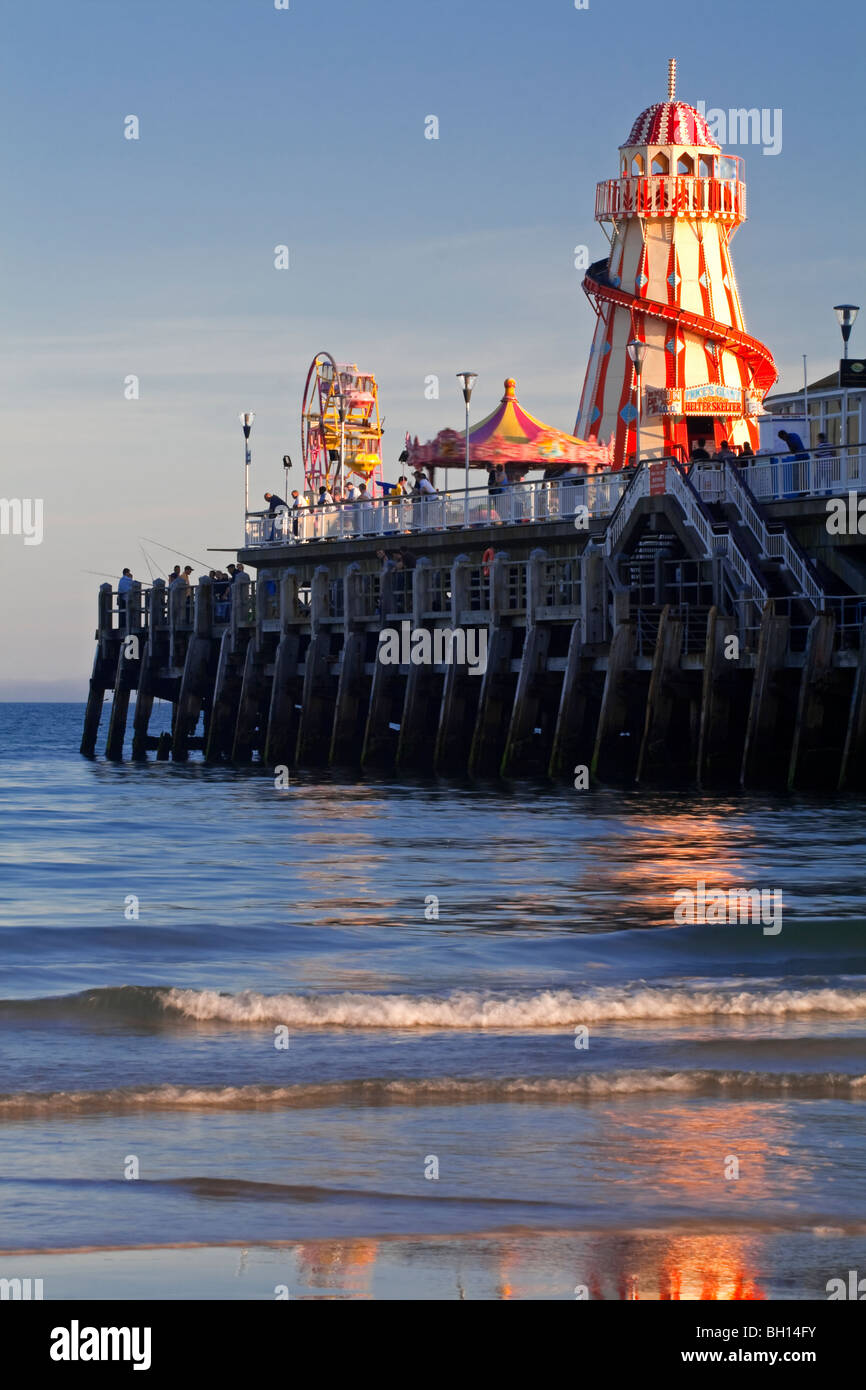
[2,982,866,1030]
[1,1071,864,1117]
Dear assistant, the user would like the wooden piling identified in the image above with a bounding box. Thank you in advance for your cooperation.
[205,579,251,761]
[330,564,369,765]
[591,620,639,783]
[548,621,597,781]
[394,561,442,773]
[500,549,550,777]
[231,640,265,762]
[696,607,739,787]
[263,571,302,768]
[839,620,866,790]
[80,585,115,757]
[740,603,791,787]
[173,579,216,761]
[467,552,514,777]
[131,581,165,760]
[787,612,838,789]
[295,567,336,766]
[105,582,143,761]
[434,555,483,774]
[635,605,685,783]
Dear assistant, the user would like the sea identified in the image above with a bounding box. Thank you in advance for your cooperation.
[1,701,864,1300]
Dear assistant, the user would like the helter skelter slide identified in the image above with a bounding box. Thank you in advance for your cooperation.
[301,351,385,496]
[575,59,777,468]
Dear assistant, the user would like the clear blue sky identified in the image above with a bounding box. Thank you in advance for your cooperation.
[1,0,864,694]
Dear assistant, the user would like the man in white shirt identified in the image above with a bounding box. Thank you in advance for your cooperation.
[413,470,436,496]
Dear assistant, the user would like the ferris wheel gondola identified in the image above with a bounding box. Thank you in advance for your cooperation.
[301,352,384,496]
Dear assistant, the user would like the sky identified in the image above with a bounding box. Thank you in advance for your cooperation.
[1,0,864,696]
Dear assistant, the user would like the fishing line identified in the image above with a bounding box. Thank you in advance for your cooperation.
[140,536,211,569]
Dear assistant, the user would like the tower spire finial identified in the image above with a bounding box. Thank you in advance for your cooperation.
[668,57,677,101]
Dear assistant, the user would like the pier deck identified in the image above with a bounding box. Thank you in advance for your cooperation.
[81,454,866,789]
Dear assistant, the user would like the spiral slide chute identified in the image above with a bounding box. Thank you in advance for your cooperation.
[583,264,777,397]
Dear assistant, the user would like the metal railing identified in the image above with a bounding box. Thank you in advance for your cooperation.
[740,444,866,502]
[605,459,768,622]
[595,171,746,222]
[826,595,866,649]
[666,461,768,614]
[722,463,824,605]
[243,473,629,548]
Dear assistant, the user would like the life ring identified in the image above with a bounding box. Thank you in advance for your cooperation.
[482,547,495,578]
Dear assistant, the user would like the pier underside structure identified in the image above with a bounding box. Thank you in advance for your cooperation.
[82,456,866,790]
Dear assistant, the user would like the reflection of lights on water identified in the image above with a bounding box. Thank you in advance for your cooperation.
[285,1232,770,1300]
[586,809,759,927]
[296,1239,379,1295]
[656,1234,766,1301]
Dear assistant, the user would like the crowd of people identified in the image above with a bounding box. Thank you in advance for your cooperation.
[116,562,249,621]
[684,429,835,470]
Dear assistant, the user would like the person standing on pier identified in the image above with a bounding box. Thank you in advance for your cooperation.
[263,491,288,542]
[117,568,133,620]
[412,469,436,532]
[290,489,308,539]
[778,428,807,458]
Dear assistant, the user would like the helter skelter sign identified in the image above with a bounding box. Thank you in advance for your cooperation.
[644,384,749,417]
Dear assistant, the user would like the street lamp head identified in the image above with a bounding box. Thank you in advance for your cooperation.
[834,304,860,343]
[239,411,255,438]
[627,339,648,373]
[456,371,478,404]
[282,455,292,468]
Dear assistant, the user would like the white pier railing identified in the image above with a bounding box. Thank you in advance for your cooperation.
[244,473,629,548]
[744,445,865,503]
[692,445,866,506]
[243,445,866,550]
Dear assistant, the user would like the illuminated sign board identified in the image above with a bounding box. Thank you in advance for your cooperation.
[645,385,748,417]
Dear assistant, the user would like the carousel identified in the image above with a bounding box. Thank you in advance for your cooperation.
[406,378,612,485]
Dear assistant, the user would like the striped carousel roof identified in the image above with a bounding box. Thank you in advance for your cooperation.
[407,378,612,471]
[622,101,720,150]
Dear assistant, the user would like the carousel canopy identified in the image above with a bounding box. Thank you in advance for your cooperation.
[407,378,612,472]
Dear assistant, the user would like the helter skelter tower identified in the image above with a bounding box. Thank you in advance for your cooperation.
[576,59,777,467]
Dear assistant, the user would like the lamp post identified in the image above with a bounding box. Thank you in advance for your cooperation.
[834,305,860,454]
[336,378,348,497]
[626,340,647,467]
[456,372,478,526]
[239,412,255,522]
[834,304,859,360]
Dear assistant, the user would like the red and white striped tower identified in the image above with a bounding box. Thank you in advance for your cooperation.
[576,59,776,467]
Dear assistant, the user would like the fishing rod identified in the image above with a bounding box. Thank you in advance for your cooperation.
[140,536,211,570]
[139,542,156,583]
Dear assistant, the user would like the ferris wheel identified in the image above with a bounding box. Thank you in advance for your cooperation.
[301,351,384,496]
